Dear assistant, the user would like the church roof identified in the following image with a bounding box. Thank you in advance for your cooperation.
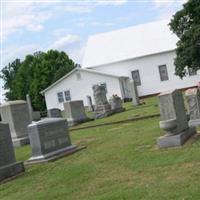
[40,68,127,94]
[82,19,178,68]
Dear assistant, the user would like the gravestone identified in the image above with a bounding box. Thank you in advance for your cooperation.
[0,122,24,182]
[157,90,196,148]
[92,84,112,119]
[26,118,79,164]
[129,80,140,106]
[109,95,125,113]
[0,100,30,147]
[26,94,40,121]
[86,96,94,112]
[47,108,62,118]
[185,88,200,127]
[63,100,89,126]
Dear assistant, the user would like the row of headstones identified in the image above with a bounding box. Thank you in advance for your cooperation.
[157,88,200,148]
[0,116,79,182]
[49,82,136,121]
[88,81,139,119]
[0,81,140,182]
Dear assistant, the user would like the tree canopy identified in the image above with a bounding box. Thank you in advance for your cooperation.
[169,0,200,78]
[1,50,77,111]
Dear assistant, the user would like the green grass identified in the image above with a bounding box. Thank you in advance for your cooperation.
[1,96,200,200]
[72,97,159,129]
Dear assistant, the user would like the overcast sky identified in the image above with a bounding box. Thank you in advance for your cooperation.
[1,0,186,102]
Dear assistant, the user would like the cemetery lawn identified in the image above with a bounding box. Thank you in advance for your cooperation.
[1,97,200,200]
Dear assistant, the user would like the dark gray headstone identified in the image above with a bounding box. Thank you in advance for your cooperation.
[0,122,24,182]
[47,108,62,118]
[27,118,77,163]
[0,100,30,147]
[63,100,89,126]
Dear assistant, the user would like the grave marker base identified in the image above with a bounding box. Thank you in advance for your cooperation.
[157,127,196,148]
[189,119,200,127]
[0,162,24,182]
[25,145,86,164]
[13,136,30,147]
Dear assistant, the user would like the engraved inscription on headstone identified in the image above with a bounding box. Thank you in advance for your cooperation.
[185,88,200,127]
[159,95,176,121]
[27,118,77,163]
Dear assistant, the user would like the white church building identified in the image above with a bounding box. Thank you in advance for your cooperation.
[41,20,199,110]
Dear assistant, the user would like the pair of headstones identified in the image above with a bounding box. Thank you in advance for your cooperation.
[92,84,125,118]
[0,116,81,182]
[157,89,198,148]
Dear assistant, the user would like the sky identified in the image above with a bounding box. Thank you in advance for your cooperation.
[0,0,187,102]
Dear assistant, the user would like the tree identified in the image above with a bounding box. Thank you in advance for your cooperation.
[0,59,21,100]
[1,50,77,111]
[169,0,200,78]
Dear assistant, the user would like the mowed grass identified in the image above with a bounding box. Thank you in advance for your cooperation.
[1,97,200,200]
[71,97,159,129]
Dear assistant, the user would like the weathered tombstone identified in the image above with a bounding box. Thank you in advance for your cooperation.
[47,108,62,118]
[157,90,196,148]
[92,84,112,119]
[109,95,125,113]
[63,100,89,126]
[26,94,41,121]
[86,96,94,112]
[26,118,79,164]
[0,100,30,147]
[185,88,200,127]
[0,122,25,182]
[129,80,140,106]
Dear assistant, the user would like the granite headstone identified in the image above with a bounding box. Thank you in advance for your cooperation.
[63,100,89,126]
[157,90,196,148]
[27,118,79,163]
[47,108,62,118]
[0,100,30,147]
[109,95,125,113]
[92,84,112,118]
[26,94,41,121]
[185,88,200,127]
[86,96,94,112]
[0,122,24,182]
[129,80,140,106]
